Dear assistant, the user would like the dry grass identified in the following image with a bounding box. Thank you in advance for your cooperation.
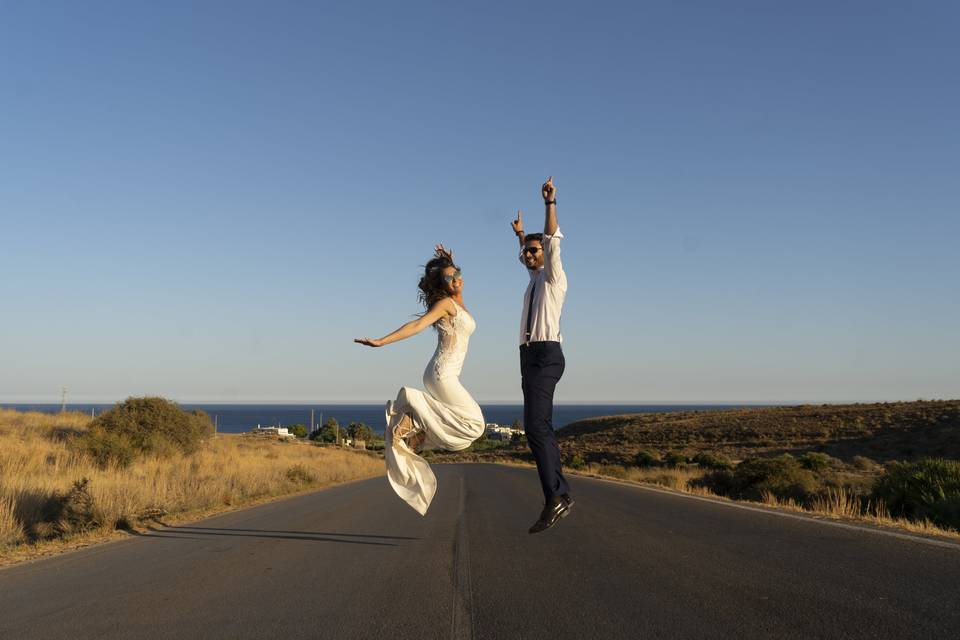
[0,408,384,563]
[572,463,960,542]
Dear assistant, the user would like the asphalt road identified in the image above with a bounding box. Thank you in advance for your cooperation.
[1,464,959,640]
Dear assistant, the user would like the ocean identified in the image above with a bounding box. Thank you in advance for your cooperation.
[1,403,762,434]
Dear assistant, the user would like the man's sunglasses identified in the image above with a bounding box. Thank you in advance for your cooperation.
[522,246,541,255]
[443,270,463,284]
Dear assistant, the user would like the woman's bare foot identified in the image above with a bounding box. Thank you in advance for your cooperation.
[392,413,425,450]
[406,430,427,451]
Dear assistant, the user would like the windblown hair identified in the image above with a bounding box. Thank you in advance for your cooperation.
[524,232,544,244]
[417,256,459,312]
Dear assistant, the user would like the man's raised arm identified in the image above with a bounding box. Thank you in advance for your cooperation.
[541,176,565,286]
[511,209,526,250]
[542,176,558,236]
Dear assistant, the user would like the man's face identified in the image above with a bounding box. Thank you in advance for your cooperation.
[522,240,544,270]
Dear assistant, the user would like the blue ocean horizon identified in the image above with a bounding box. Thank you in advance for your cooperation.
[2,402,768,434]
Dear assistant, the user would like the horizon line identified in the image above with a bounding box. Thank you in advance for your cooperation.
[2,397,955,406]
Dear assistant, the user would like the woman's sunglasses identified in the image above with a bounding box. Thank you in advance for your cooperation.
[443,270,463,284]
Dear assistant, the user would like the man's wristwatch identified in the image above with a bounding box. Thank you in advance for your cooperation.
[544,199,556,205]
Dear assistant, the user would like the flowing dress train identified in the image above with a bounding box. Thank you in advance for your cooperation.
[384,301,485,515]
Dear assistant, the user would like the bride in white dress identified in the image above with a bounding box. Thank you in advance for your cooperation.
[354,245,485,515]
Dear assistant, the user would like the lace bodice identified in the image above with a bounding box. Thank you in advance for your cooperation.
[430,301,476,379]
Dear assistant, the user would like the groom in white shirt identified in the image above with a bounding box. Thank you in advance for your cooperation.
[510,177,573,534]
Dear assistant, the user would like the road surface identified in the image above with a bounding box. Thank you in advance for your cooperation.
[1,464,958,639]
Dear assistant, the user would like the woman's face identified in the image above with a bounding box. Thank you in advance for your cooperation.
[441,266,463,295]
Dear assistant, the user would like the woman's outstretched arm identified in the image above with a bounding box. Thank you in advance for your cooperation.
[354,298,454,347]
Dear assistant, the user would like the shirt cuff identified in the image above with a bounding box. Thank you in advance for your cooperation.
[543,227,563,240]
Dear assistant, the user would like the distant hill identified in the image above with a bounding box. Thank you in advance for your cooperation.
[556,400,960,465]
[430,399,960,467]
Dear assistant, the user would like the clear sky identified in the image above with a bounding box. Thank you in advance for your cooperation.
[2,1,957,404]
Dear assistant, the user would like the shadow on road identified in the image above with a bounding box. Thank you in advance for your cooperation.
[137,526,413,547]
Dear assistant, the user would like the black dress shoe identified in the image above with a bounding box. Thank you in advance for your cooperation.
[528,495,573,534]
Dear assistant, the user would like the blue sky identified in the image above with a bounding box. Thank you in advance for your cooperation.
[2,1,957,403]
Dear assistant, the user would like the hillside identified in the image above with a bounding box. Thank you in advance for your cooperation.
[430,400,960,467]
[555,400,960,465]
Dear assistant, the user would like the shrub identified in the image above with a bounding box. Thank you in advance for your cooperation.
[852,455,877,471]
[720,455,821,504]
[347,422,373,442]
[871,458,960,531]
[568,454,586,470]
[798,452,833,472]
[79,427,136,469]
[88,397,213,457]
[694,469,736,496]
[692,452,732,470]
[288,424,308,438]
[664,451,687,468]
[28,478,102,540]
[285,464,316,484]
[634,450,660,468]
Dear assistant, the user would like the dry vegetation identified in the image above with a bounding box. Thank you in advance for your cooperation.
[431,400,960,539]
[557,400,960,465]
[0,408,383,563]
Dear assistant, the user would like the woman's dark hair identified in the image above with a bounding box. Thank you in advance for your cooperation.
[418,256,459,312]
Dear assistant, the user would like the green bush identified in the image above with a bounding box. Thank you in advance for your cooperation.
[288,424,308,438]
[871,458,960,531]
[568,454,586,469]
[852,455,877,471]
[692,452,732,470]
[716,455,821,504]
[634,450,660,468]
[310,418,339,443]
[798,452,833,471]
[88,397,213,457]
[79,427,136,469]
[347,422,373,442]
[664,451,687,468]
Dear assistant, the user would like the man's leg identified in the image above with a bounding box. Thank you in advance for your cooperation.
[521,344,569,499]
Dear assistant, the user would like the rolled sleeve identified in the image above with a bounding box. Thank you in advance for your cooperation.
[542,228,566,287]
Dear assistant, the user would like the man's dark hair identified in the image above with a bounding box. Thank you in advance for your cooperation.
[524,233,544,244]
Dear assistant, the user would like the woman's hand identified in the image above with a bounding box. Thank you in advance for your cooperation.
[354,337,384,347]
[434,243,454,261]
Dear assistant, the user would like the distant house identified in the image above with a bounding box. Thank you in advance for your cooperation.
[247,425,295,438]
[485,423,523,441]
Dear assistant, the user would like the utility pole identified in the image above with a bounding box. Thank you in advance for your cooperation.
[310,409,314,434]
[60,387,67,413]
[214,414,219,436]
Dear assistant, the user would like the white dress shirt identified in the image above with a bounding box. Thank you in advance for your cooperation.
[519,228,567,345]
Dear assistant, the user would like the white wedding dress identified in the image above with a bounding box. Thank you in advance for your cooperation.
[384,301,485,515]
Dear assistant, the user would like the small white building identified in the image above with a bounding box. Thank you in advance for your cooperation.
[248,425,294,438]
[485,423,523,441]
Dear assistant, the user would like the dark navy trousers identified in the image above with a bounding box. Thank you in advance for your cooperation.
[520,341,570,500]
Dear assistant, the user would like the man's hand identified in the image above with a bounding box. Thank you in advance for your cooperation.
[511,209,524,236]
[542,176,556,203]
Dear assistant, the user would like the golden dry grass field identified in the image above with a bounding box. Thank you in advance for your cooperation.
[0,408,383,564]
